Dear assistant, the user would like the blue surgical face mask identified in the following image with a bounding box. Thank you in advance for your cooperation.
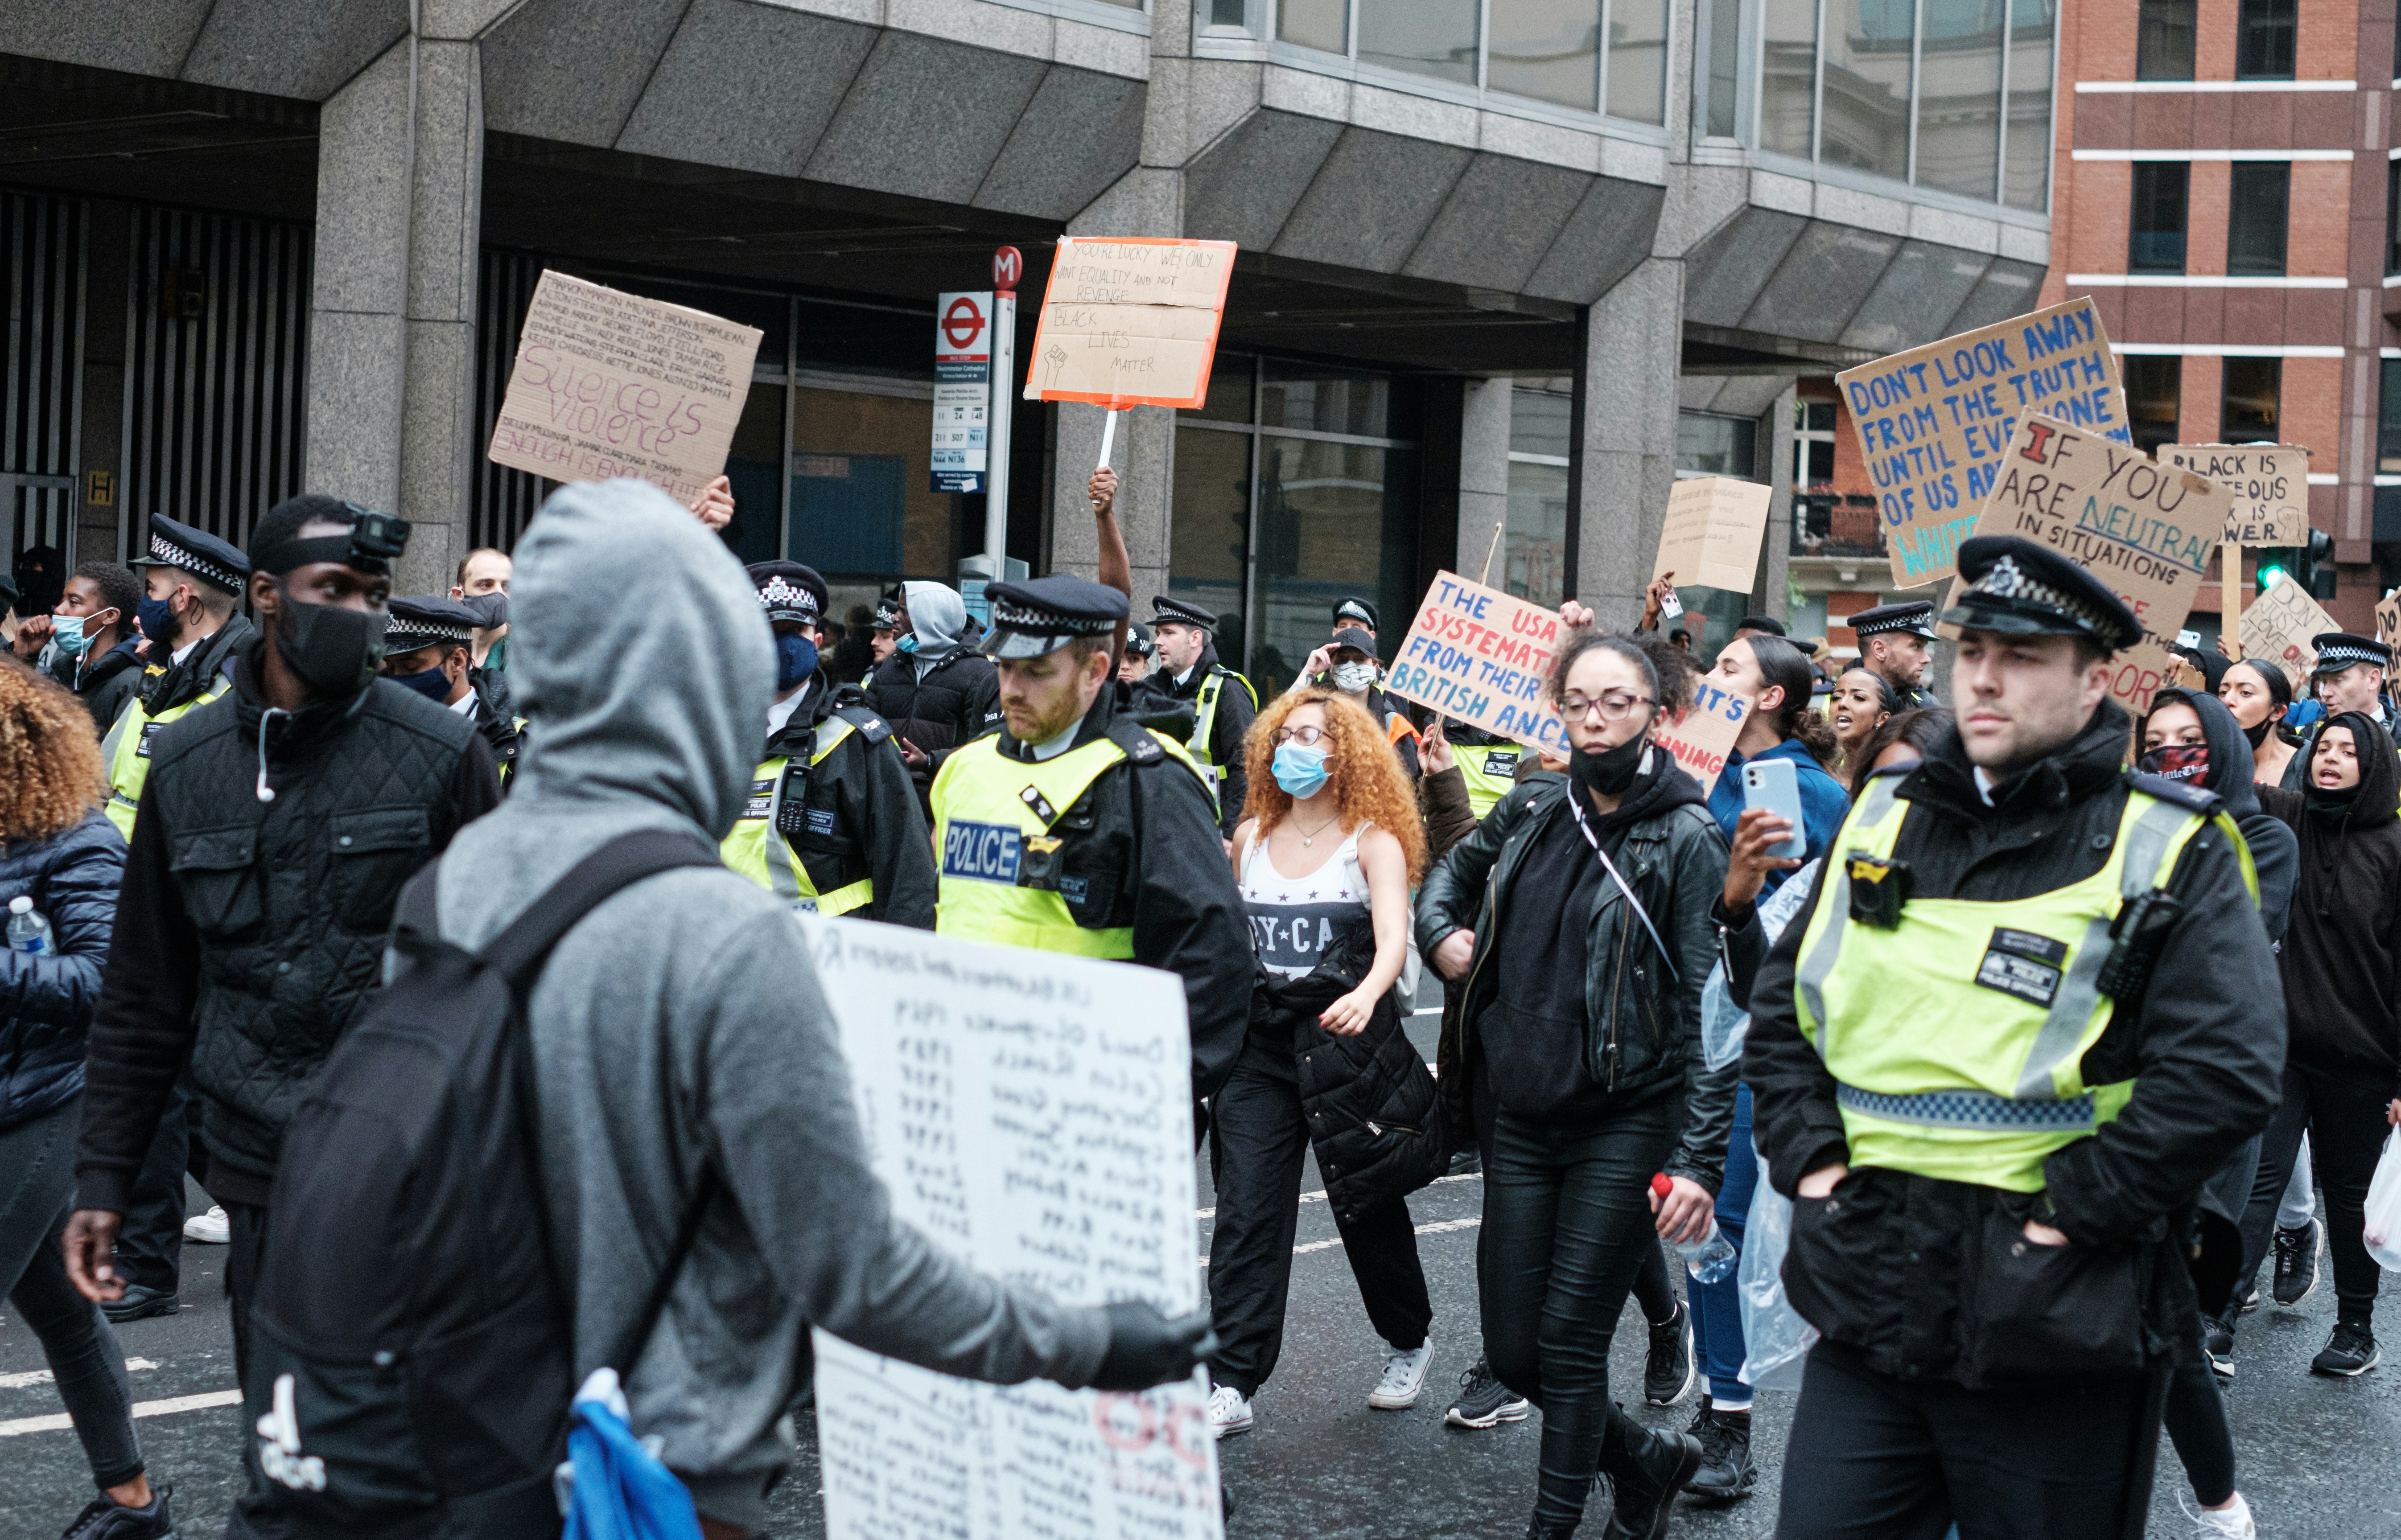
[775,633,819,691]
[48,613,90,657]
[387,662,453,701]
[897,632,919,655]
[1272,741,1330,798]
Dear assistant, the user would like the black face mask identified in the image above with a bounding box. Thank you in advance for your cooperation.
[272,589,384,700]
[2241,717,2273,750]
[1570,732,1647,798]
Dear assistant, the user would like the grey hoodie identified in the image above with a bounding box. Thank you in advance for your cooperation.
[431,481,1109,1527]
[900,579,967,674]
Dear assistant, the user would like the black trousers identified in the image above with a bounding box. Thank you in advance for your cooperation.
[111,1081,202,1298]
[1205,1040,1432,1397]
[1482,1098,1680,1528]
[226,1201,292,1540]
[2236,1060,2391,1324]
[1776,1342,2154,1540]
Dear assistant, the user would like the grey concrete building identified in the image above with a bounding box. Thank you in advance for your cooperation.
[0,0,2053,683]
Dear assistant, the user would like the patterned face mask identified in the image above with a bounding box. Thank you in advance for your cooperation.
[2137,743,2207,783]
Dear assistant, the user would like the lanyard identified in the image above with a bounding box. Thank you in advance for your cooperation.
[1565,785,1679,983]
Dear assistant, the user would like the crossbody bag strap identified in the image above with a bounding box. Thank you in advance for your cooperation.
[1565,795,1680,984]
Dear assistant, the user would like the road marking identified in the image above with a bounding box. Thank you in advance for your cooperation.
[0,1388,241,1438]
[1196,1169,1478,1221]
[1200,1213,1481,1267]
[0,1358,156,1392]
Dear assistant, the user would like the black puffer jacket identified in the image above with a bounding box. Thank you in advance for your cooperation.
[0,810,125,1132]
[49,639,142,735]
[866,649,1001,817]
[1252,919,1445,1223]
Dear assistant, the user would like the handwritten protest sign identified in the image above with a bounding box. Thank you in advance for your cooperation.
[1655,476,1774,593]
[799,917,1219,1540]
[1960,413,2232,718]
[487,271,762,505]
[1652,683,1749,798]
[2159,444,2310,545]
[1024,238,1236,410]
[1837,298,2129,590]
[1382,572,1567,752]
[2378,591,2400,651]
[2243,576,2341,688]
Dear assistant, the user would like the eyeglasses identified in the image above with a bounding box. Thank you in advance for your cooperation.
[1270,725,1328,747]
[1560,690,1656,722]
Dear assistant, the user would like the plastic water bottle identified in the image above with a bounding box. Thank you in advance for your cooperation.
[1652,1173,1739,1283]
[8,895,52,956]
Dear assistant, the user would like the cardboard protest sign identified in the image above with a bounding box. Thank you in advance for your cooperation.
[1024,237,1236,410]
[2242,576,2341,688]
[1654,476,1774,593]
[1961,413,2232,718]
[1383,572,1569,752]
[487,271,762,505]
[1837,298,2130,590]
[799,917,1220,1540]
[1652,683,1750,798]
[2378,591,2400,651]
[2158,444,2310,546]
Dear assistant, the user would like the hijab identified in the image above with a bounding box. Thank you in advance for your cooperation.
[2142,688,2298,941]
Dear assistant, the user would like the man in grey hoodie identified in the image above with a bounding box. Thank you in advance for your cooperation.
[430,480,1207,1536]
[865,579,1003,816]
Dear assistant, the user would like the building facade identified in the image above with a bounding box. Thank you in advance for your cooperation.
[2,0,2055,682]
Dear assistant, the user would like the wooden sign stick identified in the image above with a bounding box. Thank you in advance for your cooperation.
[1478,518,1505,587]
[2222,542,2242,656]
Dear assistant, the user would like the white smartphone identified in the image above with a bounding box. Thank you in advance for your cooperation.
[1742,758,1809,861]
[1660,589,1684,620]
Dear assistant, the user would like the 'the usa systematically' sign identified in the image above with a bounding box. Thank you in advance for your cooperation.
[1381,573,1567,753]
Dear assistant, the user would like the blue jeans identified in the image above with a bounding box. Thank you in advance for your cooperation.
[1688,1084,1755,1402]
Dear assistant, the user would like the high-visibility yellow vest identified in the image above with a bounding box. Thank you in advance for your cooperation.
[1793,775,2247,1192]
[1454,742,1526,820]
[931,725,1206,956]
[720,716,873,916]
[1186,667,1259,782]
[102,673,233,839]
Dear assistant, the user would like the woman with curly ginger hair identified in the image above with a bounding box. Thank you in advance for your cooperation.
[0,663,173,1540]
[1203,689,1441,1441]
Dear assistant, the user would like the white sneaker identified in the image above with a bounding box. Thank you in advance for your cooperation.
[182,1205,230,1244]
[1208,1383,1253,1438]
[1367,1337,1435,1409]
[2180,1491,2256,1539]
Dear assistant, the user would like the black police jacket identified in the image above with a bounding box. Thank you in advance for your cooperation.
[1743,701,2285,1386]
[866,647,1002,817]
[74,644,502,1210]
[1145,643,1256,836]
[761,678,937,929]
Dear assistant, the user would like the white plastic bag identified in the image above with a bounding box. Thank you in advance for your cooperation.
[2366,1130,2401,1272]
[1736,1154,1819,1389]
[1698,860,1820,1072]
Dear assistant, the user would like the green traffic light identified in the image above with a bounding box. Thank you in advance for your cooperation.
[2258,565,2287,588]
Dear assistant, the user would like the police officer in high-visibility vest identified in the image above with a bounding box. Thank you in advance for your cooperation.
[1848,599,1943,710]
[1445,724,1528,820]
[102,514,255,838]
[1148,595,1258,838]
[932,575,1249,1107]
[723,561,935,926]
[1742,535,2284,1540]
[379,594,527,788]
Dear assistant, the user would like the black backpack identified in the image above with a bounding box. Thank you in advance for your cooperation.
[247,830,722,1539]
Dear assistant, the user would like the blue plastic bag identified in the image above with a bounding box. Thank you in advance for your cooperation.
[558,1369,703,1540]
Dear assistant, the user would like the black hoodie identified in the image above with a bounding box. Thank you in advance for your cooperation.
[2142,687,2298,941]
[2258,710,2401,1092]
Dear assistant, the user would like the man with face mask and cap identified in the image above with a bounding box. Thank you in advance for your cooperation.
[1293,626,1421,779]
[380,592,525,787]
[100,514,256,838]
[63,493,502,1540]
[721,561,936,927]
[8,560,144,732]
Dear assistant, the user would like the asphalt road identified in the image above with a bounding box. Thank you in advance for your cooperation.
[8,1012,2397,1539]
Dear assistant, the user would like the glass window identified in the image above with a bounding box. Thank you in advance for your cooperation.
[1278,0,1346,53]
[1761,0,1820,155]
[1206,0,1248,22]
[2227,162,2290,277]
[789,387,950,579]
[2221,357,2282,441]
[1491,0,1601,109]
[1510,388,1575,459]
[2129,162,2189,274]
[724,383,785,566]
[1187,353,1255,425]
[1606,0,1670,125]
[1704,0,1743,136]
[1821,0,1914,181]
[1252,438,1418,692]
[1262,360,1391,438]
[1169,427,1252,642]
[2389,163,2401,276]
[2136,0,2195,78]
[1677,412,1758,476]
[1503,460,1570,605]
[1357,0,1478,83]
[2122,355,2181,456]
[2003,0,2055,212]
[2236,0,2296,80]
[1915,0,2003,202]
[2379,359,2401,473]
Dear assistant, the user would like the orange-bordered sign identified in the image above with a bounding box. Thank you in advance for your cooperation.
[1023,235,1237,412]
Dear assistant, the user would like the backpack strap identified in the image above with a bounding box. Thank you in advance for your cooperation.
[478,828,721,985]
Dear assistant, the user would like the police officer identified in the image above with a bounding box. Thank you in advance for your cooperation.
[1849,600,1941,710]
[1149,595,1258,837]
[1120,620,1158,687]
[1333,596,1378,641]
[380,593,525,786]
[1742,536,2282,1539]
[929,575,1248,1109]
[102,515,256,838]
[1443,724,1528,820]
[2306,632,2401,748]
[722,561,935,927]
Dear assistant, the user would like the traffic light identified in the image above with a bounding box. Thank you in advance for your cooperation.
[2256,530,2337,600]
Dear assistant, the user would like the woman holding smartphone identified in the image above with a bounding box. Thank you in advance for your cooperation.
[1702,634,1849,892]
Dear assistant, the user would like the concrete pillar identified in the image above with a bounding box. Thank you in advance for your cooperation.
[1573,258,1686,628]
[1457,378,1512,578]
[1757,383,1797,623]
[304,31,483,597]
[1050,405,1175,606]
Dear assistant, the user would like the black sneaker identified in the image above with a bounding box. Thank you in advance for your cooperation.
[1598,1417,1704,1540]
[99,1285,177,1325]
[2311,1322,2380,1377]
[2272,1220,2322,1307]
[2202,1312,2235,1380]
[1684,1402,1757,1501]
[61,1485,177,1540]
[1445,1354,1532,1429]
[1643,1300,1695,1407]
[1448,1147,1483,1177]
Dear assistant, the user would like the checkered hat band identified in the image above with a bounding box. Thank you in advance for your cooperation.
[756,576,820,618]
[991,600,1113,637]
[1854,613,1925,636]
[149,532,243,591]
[1964,556,2112,637]
[384,621,470,648]
[2319,641,2386,670]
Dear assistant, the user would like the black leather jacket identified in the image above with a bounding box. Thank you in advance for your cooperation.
[1416,770,1739,1193]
